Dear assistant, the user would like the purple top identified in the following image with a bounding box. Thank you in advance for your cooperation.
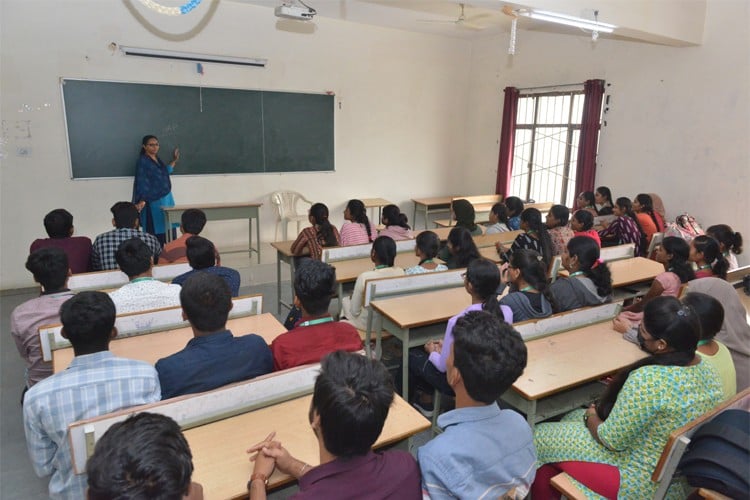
[429,303,514,372]
[30,236,92,274]
[295,450,420,499]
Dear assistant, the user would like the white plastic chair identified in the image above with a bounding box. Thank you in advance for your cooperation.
[270,191,313,241]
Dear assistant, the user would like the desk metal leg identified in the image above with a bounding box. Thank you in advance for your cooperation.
[276,251,282,314]
[255,212,261,264]
[336,283,344,319]
[402,330,410,401]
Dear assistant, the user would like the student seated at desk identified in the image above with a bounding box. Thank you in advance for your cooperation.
[30,208,92,274]
[290,202,340,261]
[23,292,160,500]
[161,208,220,264]
[594,186,614,216]
[108,238,182,314]
[341,236,405,330]
[271,260,361,370]
[570,210,601,248]
[92,201,162,271]
[340,199,375,246]
[574,191,598,217]
[418,311,536,499]
[484,202,511,234]
[546,204,574,257]
[597,197,645,256]
[156,273,272,399]
[690,235,729,279]
[247,351,421,500]
[499,250,557,322]
[405,231,448,275]
[706,224,743,271]
[496,208,554,267]
[504,196,524,231]
[437,226,481,270]
[11,248,75,389]
[378,204,413,240]
[632,193,664,245]
[532,296,723,499]
[550,237,612,312]
[450,198,483,236]
[86,412,204,500]
[172,236,240,296]
[684,292,737,400]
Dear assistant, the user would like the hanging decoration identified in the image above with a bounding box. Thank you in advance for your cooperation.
[138,0,202,16]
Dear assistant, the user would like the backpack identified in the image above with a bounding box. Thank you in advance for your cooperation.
[678,409,750,498]
[664,213,705,242]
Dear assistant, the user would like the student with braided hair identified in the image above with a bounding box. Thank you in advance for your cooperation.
[632,193,664,245]
[340,199,374,246]
[690,235,729,279]
[499,249,557,322]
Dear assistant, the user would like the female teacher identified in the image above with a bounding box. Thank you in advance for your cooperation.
[133,134,179,245]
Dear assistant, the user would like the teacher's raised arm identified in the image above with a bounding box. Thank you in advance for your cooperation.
[132,134,178,245]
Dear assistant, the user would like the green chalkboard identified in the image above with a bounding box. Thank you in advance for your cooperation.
[62,79,334,178]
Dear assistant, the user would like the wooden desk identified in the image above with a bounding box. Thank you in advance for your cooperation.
[361,198,392,223]
[412,196,452,229]
[53,313,286,373]
[559,256,664,288]
[163,202,262,263]
[184,393,430,499]
[502,321,646,428]
[270,240,298,313]
[371,287,471,400]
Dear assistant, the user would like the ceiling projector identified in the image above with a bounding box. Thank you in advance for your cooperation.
[274,4,316,21]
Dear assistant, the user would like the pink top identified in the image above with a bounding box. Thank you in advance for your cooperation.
[378,225,413,241]
[655,271,682,296]
[340,222,374,246]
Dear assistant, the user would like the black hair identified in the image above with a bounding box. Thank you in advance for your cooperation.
[111,201,139,229]
[578,191,596,208]
[180,272,231,332]
[26,247,69,291]
[682,292,724,341]
[706,224,743,256]
[615,197,647,252]
[415,231,440,262]
[87,412,194,500]
[382,204,409,229]
[347,199,372,240]
[371,236,397,267]
[141,134,158,148]
[452,199,478,232]
[490,203,509,224]
[596,186,613,206]
[465,258,505,322]
[504,196,524,218]
[548,204,570,227]
[115,238,153,278]
[60,291,116,352]
[43,209,74,238]
[310,203,338,248]
[509,249,558,313]
[635,193,661,229]
[692,235,729,279]
[660,237,695,283]
[185,235,216,270]
[180,209,207,235]
[312,351,394,458]
[447,226,481,268]
[452,311,527,402]
[566,236,612,298]
[521,208,553,266]
[572,209,594,231]
[596,296,699,420]
[294,259,336,315]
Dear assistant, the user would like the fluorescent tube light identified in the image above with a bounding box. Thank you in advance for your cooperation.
[521,10,615,33]
[119,46,267,67]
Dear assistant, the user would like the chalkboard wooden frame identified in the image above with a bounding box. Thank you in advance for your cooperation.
[61,78,335,179]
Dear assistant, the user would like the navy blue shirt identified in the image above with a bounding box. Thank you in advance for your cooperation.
[172,266,241,296]
[155,330,273,399]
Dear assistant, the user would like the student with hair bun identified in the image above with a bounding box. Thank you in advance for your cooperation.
[632,194,664,244]
[575,191,598,217]
[340,199,374,246]
[485,203,511,234]
[570,210,601,248]
[406,231,448,275]
[550,236,612,312]
[706,224,743,271]
[378,205,412,241]
[499,249,557,322]
[689,235,729,279]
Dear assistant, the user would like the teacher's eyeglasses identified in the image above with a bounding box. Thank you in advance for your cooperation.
[146,142,159,147]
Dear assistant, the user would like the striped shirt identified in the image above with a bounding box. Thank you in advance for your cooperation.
[339,222,374,246]
[23,351,160,499]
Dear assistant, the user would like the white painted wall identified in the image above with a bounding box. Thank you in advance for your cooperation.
[0,0,471,288]
[464,0,749,265]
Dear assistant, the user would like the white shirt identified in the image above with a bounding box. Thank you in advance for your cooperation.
[108,278,182,314]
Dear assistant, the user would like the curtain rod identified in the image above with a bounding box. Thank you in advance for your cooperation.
[519,83,583,91]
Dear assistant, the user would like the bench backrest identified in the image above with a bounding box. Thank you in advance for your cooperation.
[513,302,621,341]
[67,362,321,474]
[364,268,466,307]
[68,262,192,292]
[322,239,416,263]
[726,265,750,286]
[451,194,503,206]
[39,294,262,361]
[646,232,665,259]
[600,243,635,262]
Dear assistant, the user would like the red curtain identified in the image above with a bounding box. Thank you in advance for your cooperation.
[574,79,605,195]
[495,87,519,196]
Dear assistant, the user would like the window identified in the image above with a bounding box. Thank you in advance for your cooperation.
[509,90,585,207]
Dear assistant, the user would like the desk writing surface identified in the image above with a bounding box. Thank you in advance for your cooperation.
[513,321,645,400]
[361,198,392,208]
[52,314,286,373]
[412,196,452,207]
[185,394,430,500]
[164,202,262,211]
[271,240,296,257]
[606,257,664,286]
[333,253,422,282]
[371,287,471,329]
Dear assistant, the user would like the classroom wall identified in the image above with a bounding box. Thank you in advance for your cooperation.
[463,0,749,265]
[0,0,472,289]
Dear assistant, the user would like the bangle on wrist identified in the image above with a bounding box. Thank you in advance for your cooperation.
[299,463,310,476]
[247,473,268,491]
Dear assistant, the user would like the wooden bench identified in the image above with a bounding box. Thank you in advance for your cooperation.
[600,243,635,262]
[39,294,262,361]
[68,262,192,292]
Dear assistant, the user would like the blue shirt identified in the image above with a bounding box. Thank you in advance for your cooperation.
[418,403,536,499]
[23,351,160,500]
[172,266,241,296]
[155,329,273,399]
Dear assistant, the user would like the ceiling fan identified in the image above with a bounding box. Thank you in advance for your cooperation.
[417,3,490,31]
